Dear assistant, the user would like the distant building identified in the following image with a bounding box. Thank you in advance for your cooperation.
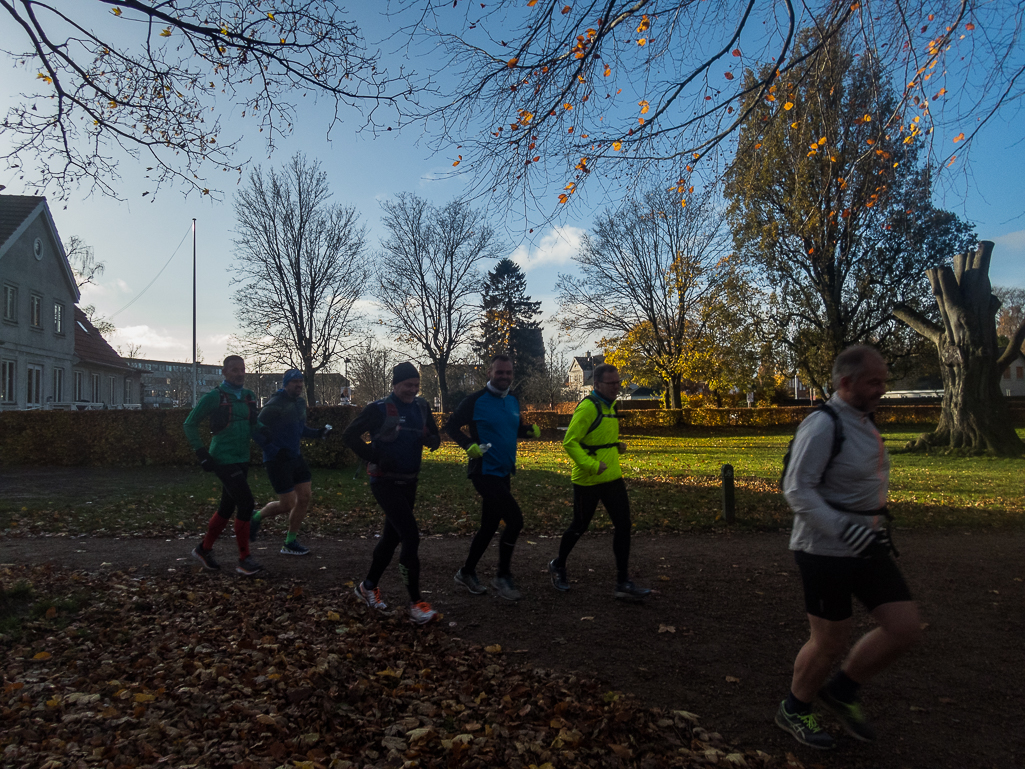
[72,307,139,409]
[1,194,137,410]
[129,358,223,408]
[567,352,604,400]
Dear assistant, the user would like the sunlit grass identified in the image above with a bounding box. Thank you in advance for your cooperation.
[2,426,1022,536]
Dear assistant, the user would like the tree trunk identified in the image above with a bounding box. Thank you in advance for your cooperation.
[667,375,682,409]
[893,241,1025,456]
[436,359,449,412]
[303,360,317,405]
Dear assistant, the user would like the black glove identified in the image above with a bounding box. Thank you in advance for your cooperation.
[424,432,441,452]
[841,522,890,559]
[195,448,217,472]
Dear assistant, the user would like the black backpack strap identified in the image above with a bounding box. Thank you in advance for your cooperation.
[579,394,620,456]
[780,403,845,489]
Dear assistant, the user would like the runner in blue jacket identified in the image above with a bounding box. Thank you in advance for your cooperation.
[445,354,540,600]
[249,369,330,556]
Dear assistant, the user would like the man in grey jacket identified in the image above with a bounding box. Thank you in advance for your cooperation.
[776,345,921,750]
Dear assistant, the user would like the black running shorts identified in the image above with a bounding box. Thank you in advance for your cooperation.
[794,550,912,621]
[264,454,312,495]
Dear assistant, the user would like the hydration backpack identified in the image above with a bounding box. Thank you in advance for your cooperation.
[209,389,258,434]
[578,393,621,456]
[779,403,844,490]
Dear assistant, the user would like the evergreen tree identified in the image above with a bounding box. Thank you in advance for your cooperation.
[477,259,544,375]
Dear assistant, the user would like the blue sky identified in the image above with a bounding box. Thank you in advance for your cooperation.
[1,4,1022,366]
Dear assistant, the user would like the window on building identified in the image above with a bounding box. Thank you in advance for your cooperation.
[91,373,100,402]
[1017,366,1023,380]
[108,376,116,404]
[54,302,64,334]
[3,284,17,322]
[74,371,84,401]
[1003,368,1011,380]
[30,294,42,327]
[53,368,64,403]
[27,364,43,405]
[124,378,132,404]
[1,360,15,402]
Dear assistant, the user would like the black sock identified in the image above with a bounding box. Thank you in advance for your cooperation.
[826,670,860,703]
[785,691,812,715]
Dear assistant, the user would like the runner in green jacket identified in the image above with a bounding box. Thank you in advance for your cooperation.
[183,355,263,576]
[548,363,651,602]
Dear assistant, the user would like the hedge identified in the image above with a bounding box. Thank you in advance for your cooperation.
[3,403,1023,466]
[0,406,362,468]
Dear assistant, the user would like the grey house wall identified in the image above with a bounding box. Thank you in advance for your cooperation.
[0,207,79,410]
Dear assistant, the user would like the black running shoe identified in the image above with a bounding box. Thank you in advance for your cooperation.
[819,688,877,742]
[549,559,570,592]
[280,540,310,556]
[191,546,220,571]
[614,580,652,602]
[775,701,835,750]
[236,556,264,576]
[454,568,487,594]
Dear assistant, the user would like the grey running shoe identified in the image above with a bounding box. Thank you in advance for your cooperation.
[355,581,387,611]
[191,546,220,571]
[775,701,835,750]
[454,568,487,594]
[280,540,311,556]
[614,580,652,602]
[491,575,522,601]
[408,601,439,625]
[548,558,570,591]
[248,515,262,541]
[236,556,264,576]
[819,688,877,742]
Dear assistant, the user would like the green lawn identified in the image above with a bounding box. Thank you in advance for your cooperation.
[2,426,1023,537]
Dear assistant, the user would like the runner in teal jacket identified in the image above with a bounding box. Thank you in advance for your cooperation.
[183,355,263,576]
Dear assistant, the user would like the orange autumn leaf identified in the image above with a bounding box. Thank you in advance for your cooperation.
[637,38,647,46]
[732,49,742,57]
[965,22,975,30]
[604,65,611,77]
[953,132,964,142]
[783,101,794,110]
[724,72,734,80]
[507,58,519,67]
[638,100,650,114]
[562,5,572,14]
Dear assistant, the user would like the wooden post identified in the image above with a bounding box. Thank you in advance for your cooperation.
[720,463,735,523]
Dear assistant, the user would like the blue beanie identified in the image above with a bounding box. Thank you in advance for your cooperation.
[283,369,304,386]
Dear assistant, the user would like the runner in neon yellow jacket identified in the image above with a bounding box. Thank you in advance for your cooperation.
[549,362,650,601]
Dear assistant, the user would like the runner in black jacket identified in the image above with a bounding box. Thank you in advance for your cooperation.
[342,362,441,624]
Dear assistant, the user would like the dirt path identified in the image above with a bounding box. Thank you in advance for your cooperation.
[1,530,1022,769]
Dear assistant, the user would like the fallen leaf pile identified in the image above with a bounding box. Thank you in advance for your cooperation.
[1,565,799,769]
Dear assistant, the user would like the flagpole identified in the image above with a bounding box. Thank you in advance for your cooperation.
[192,218,197,407]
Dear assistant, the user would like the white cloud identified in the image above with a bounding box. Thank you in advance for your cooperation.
[111,325,185,355]
[509,226,585,272]
[992,230,1025,254]
[115,279,131,292]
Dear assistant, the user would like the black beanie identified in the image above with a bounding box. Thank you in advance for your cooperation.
[392,362,419,385]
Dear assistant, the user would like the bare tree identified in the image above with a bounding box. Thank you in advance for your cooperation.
[375,193,503,410]
[231,153,369,405]
[1,1,415,199]
[520,335,572,409]
[893,242,1025,456]
[555,186,736,408]
[396,0,1025,209]
[994,286,1025,341]
[65,234,115,336]
[116,341,143,360]
[348,339,399,405]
